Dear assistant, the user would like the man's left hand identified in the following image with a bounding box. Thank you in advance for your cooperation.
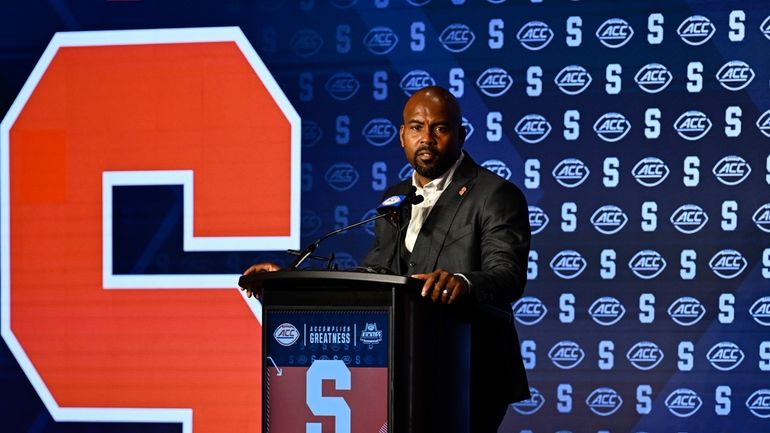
[411,269,469,304]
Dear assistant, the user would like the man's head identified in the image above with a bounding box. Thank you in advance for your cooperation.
[400,85,466,187]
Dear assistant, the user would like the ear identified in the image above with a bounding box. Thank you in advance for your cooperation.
[399,124,405,148]
[458,123,466,146]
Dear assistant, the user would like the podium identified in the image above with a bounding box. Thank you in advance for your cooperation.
[239,270,471,433]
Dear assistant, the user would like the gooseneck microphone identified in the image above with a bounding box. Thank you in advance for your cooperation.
[287,188,423,270]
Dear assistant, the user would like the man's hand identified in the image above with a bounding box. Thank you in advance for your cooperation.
[240,262,281,298]
[411,269,469,304]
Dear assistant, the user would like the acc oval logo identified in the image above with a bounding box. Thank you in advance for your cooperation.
[746,389,770,418]
[290,29,323,57]
[590,205,628,235]
[709,249,747,279]
[400,70,435,96]
[550,250,587,280]
[515,114,551,144]
[750,296,770,326]
[634,63,672,93]
[626,341,664,371]
[668,296,706,326]
[713,155,751,186]
[362,117,397,146]
[589,296,626,326]
[593,112,631,142]
[554,65,592,95]
[674,110,712,141]
[324,162,360,191]
[273,323,300,346]
[302,119,323,148]
[325,72,360,100]
[552,158,590,188]
[665,388,702,418]
[628,249,666,280]
[363,26,398,55]
[476,67,513,97]
[300,210,322,237]
[756,109,770,138]
[670,204,709,234]
[677,15,715,45]
[548,340,585,369]
[586,387,623,416]
[753,204,770,233]
[406,0,431,5]
[596,18,634,48]
[333,252,359,269]
[517,21,553,50]
[762,16,770,40]
[361,208,378,236]
[706,341,744,371]
[481,159,511,180]
[512,296,548,326]
[512,387,545,415]
[462,116,474,140]
[439,23,475,52]
[716,60,755,91]
[632,157,669,187]
[398,162,414,181]
[528,205,549,235]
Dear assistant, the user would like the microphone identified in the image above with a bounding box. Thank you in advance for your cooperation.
[287,190,423,270]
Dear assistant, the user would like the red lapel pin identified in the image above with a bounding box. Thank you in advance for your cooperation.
[459,186,467,196]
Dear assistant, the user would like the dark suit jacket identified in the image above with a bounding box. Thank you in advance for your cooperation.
[363,153,531,404]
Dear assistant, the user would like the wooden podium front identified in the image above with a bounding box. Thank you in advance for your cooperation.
[239,270,471,433]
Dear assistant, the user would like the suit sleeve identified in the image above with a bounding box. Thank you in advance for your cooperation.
[464,181,531,307]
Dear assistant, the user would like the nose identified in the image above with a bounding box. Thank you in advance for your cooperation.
[419,128,436,145]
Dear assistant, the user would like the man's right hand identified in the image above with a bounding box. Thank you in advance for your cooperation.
[240,262,281,298]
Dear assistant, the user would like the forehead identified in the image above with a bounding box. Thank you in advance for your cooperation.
[402,92,458,123]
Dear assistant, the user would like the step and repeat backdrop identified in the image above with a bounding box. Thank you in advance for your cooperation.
[1,1,769,433]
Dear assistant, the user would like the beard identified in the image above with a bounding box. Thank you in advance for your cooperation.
[411,148,457,180]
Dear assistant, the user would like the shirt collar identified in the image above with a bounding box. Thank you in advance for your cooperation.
[412,151,465,193]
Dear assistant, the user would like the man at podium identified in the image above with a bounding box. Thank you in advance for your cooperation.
[243,85,531,433]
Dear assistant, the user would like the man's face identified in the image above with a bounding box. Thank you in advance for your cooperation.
[399,91,464,186]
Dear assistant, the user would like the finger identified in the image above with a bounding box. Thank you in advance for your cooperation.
[431,272,450,302]
[435,273,452,303]
[421,273,437,298]
[448,278,464,304]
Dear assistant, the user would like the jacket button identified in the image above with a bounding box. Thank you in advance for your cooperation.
[409,262,415,267]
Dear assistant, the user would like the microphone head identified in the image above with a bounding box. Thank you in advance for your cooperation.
[411,194,424,205]
[376,195,408,214]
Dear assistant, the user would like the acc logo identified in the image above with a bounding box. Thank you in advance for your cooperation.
[512,387,545,415]
[400,70,435,96]
[361,208,378,236]
[550,250,587,279]
[634,63,672,93]
[756,109,770,138]
[753,204,770,233]
[632,157,669,187]
[590,205,628,235]
[325,72,360,100]
[273,323,300,346]
[548,340,585,369]
[363,26,398,55]
[589,296,626,326]
[325,162,359,191]
[674,110,711,141]
[362,118,397,146]
[398,163,414,181]
[554,65,592,95]
[596,18,634,48]
[515,114,551,143]
[517,21,553,50]
[552,158,590,188]
[628,250,666,279]
[713,155,751,185]
[706,341,744,371]
[751,297,770,326]
[763,16,770,40]
[747,389,770,418]
[476,67,513,97]
[462,116,474,140]
[665,388,702,418]
[586,387,623,416]
[290,29,323,57]
[300,210,322,237]
[439,23,475,52]
[512,296,547,325]
[333,252,358,269]
[593,112,631,142]
[668,296,706,326]
[528,205,549,235]
[302,119,323,148]
[670,204,709,234]
[481,159,511,180]
[677,15,715,45]
[716,60,755,91]
[709,249,747,279]
[626,341,664,370]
